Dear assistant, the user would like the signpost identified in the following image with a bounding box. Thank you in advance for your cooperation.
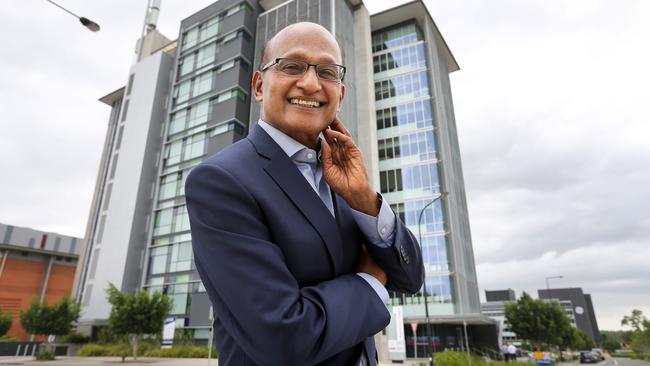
[208,306,214,366]
[162,317,176,348]
[387,306,406,361]
[410,322,419,358]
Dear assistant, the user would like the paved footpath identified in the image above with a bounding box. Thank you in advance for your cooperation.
[1,357,214,365]
[0,356,424,366]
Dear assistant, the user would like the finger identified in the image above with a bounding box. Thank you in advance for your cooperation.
[324,128,354,149]
[329,116,351,137]
[320,137,333,168]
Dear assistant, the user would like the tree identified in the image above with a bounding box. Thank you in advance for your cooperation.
[106,283,172,360]
[0,308,13,337]
[505,292,574,350]
[622,309,645,332]
[621,309,650,354]
[19,296,80,339]
[600,333,621,353]
[570,328,595,350]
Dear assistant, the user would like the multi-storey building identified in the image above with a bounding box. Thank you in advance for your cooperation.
[74,0,494,355]
[0,223,80,341]
[481,288,599,348]
[539,287,600,345]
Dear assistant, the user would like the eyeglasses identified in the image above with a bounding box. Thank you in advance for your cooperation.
[260,58,346,82]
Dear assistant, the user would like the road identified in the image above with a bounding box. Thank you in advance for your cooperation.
[611,357,650,366]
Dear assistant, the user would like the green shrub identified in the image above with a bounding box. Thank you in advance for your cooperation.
[434,351,486,366]
[0,309,12,337]
[78,343,216,358]
[0,336,19,342]
[159,345,211,358]
[35,350,55,360]
[78,344,110,356]
[60,331,90,344]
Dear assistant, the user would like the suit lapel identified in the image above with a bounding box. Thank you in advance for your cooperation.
[247,125,345,276]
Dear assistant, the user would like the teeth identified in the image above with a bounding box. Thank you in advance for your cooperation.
[289,98,321,108]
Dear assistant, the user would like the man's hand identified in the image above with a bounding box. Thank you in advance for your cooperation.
[357,246,387,286]
[321,116,380,216]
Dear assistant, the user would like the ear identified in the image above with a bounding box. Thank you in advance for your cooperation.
[252,71,264,102]
[336,83,346,112]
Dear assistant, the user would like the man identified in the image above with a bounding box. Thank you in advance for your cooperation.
[506,343,517,362]
[185,22,424,365]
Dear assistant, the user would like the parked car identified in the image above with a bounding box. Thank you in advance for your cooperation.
[580,351,600,364]
[591,348,605,361]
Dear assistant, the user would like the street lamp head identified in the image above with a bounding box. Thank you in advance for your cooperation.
[79,17,100,32]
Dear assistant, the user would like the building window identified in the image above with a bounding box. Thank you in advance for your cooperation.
[182,133,205,161]
[169,241,192,272]
[376,99,434,130]
[374,71,430,102]
[192,71,213,98]
[126,74,135,95]
[115,125,125,150]
[372,23,421,53]
[380,164,440,195]
[153,205,191,236]
[181,27,199,51]
[210,121,245,137]
[199,17,220,42]
[153,208,173,236]
[121,99,129,121]
[215,87,246,103]
[159,172,182,200]
[179,53,196,77]
[373,43,426,73]
[176,80,191,105]
[149,245,169,275]
[378,130,436,161]
[109,154,119,180]
[196,43,217,69]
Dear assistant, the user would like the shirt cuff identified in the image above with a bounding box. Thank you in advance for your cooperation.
[350,193,396,248]
[356,273,389,304]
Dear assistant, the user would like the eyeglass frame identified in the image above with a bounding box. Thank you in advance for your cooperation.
[259,57,347,82]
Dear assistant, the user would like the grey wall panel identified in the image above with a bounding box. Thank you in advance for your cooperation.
[218,37,250,63]
[2,225,12,244]
[121,52,175,296]
[206,130,243,157]
[188,292,212,327]
[180,0,252,30]
[210,97,249,126]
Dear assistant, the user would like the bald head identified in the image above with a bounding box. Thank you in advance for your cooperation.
[260,22,343,67]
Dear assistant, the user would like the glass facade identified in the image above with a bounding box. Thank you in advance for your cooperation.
[142,2,253,339]
[372,22,453,306]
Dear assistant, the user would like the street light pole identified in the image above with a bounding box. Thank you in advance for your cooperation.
[544,275,563,301]
[417,193,444,366]
[44,0,100,32]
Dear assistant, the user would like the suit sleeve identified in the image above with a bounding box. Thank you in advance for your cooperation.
[185,163,390,366]
[362,207,425,295]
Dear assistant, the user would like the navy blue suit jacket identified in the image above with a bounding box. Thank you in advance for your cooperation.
[185,125,424,365]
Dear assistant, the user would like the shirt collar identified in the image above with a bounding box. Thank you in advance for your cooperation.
[257,119,318,160]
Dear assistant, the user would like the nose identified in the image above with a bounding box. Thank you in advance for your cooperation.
[295,66,321,93]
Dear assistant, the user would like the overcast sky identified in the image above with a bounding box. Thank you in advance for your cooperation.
[1,0,648,330]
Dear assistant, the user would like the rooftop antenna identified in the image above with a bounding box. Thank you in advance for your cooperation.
[135,0,162,62]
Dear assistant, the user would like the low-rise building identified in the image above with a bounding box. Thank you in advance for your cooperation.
[0,223,80,341]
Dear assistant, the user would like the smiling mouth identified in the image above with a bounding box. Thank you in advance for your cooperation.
[288,98,324,108]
